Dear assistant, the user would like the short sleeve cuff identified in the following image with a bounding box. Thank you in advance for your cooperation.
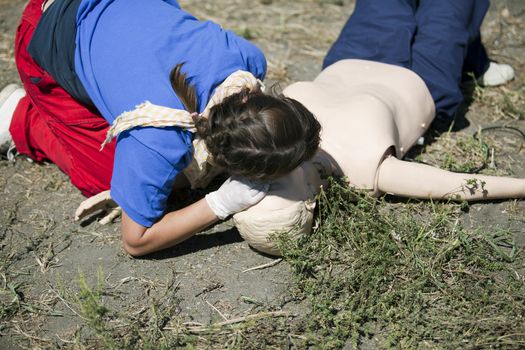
[110,129,191,227]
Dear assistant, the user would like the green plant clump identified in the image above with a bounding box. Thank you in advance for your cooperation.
[278,178,525,349]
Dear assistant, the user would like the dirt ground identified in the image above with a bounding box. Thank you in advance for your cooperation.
[0,0,524,349]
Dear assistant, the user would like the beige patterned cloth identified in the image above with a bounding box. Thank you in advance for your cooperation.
[101,70,262,188]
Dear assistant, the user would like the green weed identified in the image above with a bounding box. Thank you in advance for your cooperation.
[277,178,525,349]
[67,267,305,349]
[422,132,490,173]
[75,268,119,349]
[67,269,197,349]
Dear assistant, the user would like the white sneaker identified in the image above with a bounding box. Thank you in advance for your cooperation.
[0,84,26,154]
[477,62,515,87]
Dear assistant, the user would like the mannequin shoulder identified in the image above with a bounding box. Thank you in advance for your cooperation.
[283,81,328,101]
[318,59,426,90]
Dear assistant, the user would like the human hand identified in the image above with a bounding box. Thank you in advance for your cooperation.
[205,176,269,219]
[75,190,122,225]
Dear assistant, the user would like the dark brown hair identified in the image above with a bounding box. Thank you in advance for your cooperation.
[170,63,321,181]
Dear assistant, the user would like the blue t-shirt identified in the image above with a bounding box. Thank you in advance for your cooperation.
[75,0,267,227]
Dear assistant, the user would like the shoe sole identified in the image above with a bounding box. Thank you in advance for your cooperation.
[0,84,25,153]
[0,84,22,108]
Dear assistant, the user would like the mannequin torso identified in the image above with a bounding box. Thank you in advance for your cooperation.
[284,59,435,193]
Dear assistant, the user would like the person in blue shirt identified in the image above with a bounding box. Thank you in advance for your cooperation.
[5,0,321,256]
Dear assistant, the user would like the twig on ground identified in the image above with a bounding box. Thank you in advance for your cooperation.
[242,258,282,273]
[47,283,87,321]
[12,324,51,343]
[195,281,223,297]
[205,299,228,321]
[55,333,76,344]
[182,321,204,327]
[176,311,294,333]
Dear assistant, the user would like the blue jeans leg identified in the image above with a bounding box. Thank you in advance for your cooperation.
[323,0,418,69]
[410,0,490,120]
[464,35,490,78]
[464,1,491,77]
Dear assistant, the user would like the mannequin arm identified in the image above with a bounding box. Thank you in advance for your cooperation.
[376,156,525,201]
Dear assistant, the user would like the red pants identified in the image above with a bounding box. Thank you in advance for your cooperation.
[10,0,115,196]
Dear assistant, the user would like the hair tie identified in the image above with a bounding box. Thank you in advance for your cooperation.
[256,79,266,93]
[190,112,201,121]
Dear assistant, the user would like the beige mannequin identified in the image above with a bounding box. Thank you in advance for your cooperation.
[76,59,523,256]
[234,59,525,255]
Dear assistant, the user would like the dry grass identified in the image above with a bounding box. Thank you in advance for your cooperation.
[1,1,525,349]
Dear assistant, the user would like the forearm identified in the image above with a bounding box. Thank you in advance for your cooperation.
[121,175,267,256]
[122,198,218,256]
[376,156,525,201]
